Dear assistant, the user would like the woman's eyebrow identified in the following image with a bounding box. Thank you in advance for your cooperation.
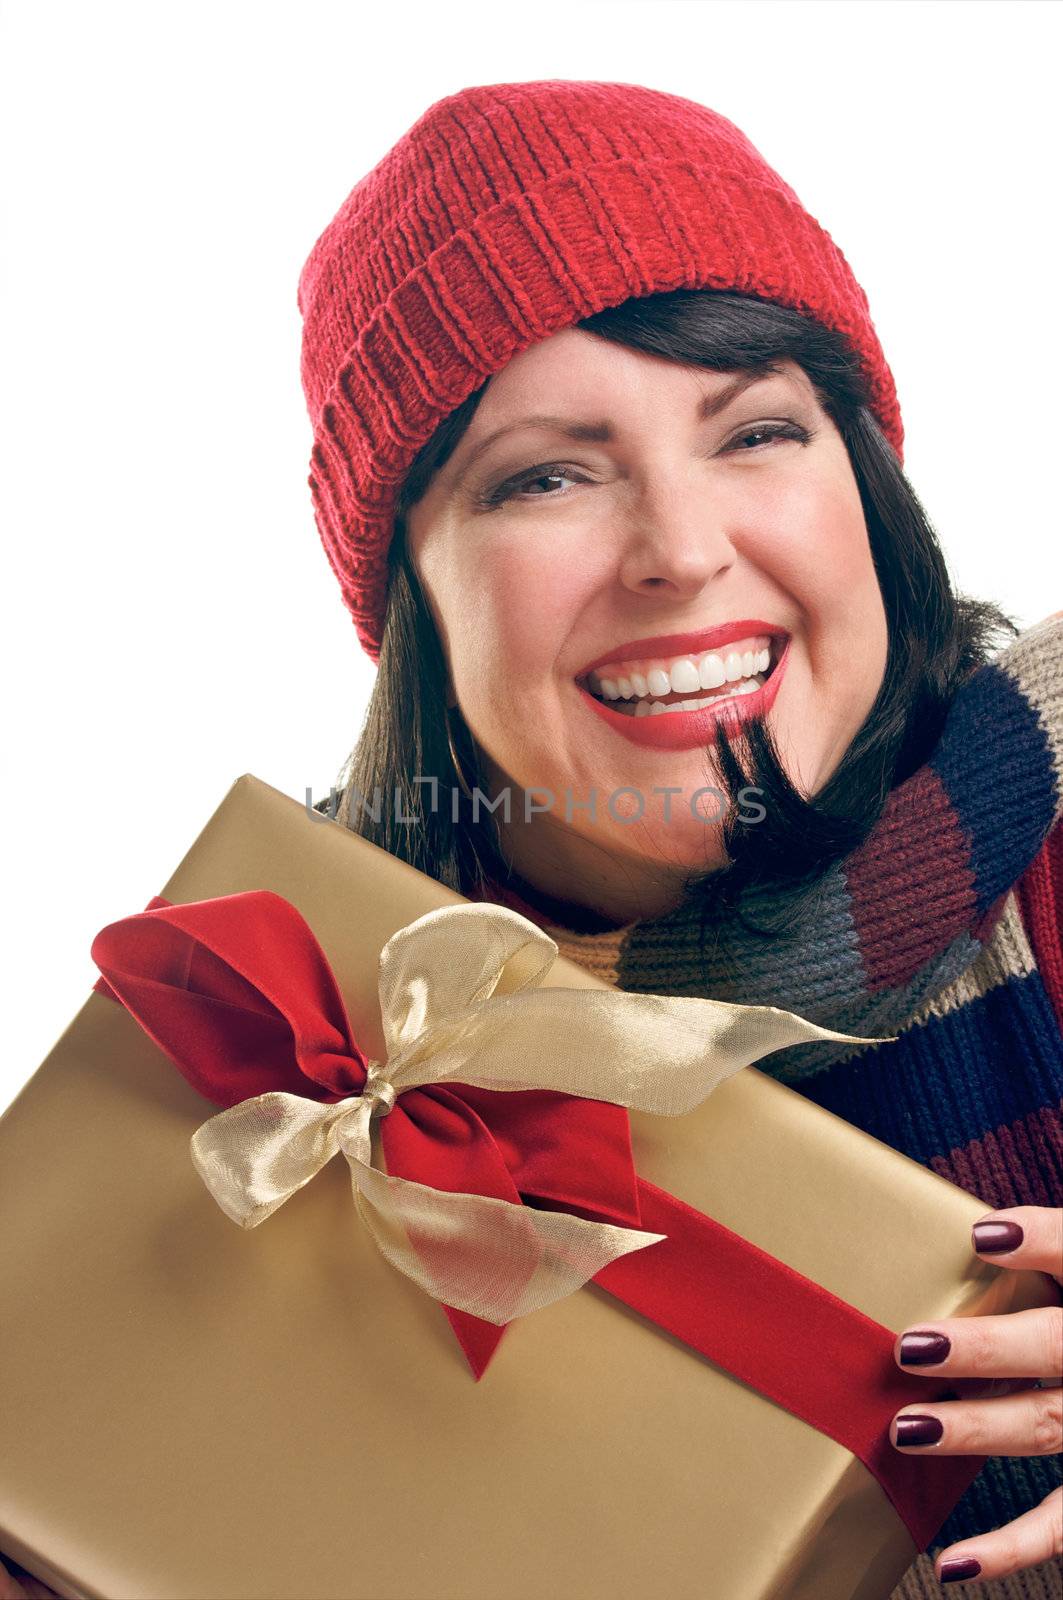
[446,369,785,490]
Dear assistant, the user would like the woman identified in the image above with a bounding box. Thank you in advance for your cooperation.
[294,80,1062,1597]
[8,76,1055,1600]
[292,81,1063,1596]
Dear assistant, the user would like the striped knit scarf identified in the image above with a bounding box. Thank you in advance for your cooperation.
[473,613,1063,1600]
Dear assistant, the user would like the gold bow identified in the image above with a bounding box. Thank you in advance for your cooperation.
[190,903,892,1325]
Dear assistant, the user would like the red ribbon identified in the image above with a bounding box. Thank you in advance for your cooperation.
[91,888,986,1549]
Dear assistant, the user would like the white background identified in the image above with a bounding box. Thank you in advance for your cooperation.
[1,0,1060,1113]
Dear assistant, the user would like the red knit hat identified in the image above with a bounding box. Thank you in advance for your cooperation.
[297,80,903,663]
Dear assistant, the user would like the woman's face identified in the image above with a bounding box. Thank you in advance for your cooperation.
[405,328,889,921]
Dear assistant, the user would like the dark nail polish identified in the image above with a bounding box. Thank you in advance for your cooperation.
[973,1220,1024,1254]
[899,1331,952,1365]
[895,1413,944,1446]
[940,1556,982,1582]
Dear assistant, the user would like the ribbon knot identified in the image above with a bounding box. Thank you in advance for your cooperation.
[361,1060,397,1118]
[91,890,892,1333]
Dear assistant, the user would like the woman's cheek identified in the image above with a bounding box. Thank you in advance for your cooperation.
[755,523,873,636]
[759,458,871,577]
[482,553,590,663]
[811,475,879,586]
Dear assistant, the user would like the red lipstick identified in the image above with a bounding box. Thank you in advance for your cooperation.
[575,620,789,679]
[578,634,791,752]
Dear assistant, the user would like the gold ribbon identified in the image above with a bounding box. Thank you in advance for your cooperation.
[190,903,893,1326]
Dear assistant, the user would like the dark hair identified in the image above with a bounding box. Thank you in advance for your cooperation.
[319,289,1018,944]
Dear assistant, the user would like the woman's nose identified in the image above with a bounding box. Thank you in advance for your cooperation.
[616,496,738,600]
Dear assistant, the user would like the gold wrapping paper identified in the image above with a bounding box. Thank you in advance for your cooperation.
[0,773,1057,1600]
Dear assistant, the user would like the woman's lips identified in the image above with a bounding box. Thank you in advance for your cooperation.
[578,637,791,751]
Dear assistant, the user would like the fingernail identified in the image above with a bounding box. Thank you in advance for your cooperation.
[895,1413,944,1446]
[940,1556,982,1582]
[973,1219,1024,1254]
[899,1331,952,1365]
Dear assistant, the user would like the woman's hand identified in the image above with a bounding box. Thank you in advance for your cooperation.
[0,1556,61,1599]
[890,1205,1063,1585]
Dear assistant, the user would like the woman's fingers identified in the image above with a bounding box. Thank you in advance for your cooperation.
[893,1304,1062,1382]
[891,1383,1062,1457]
[891,1289,1063,1456]
[890,1201,1063,1584]
[971,1205,1063,1286]
[933,1485,1063,1586]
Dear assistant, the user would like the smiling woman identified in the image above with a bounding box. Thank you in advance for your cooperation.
[343,298,1012,936]
[402,325,893,909]
[296,80,1063,1598]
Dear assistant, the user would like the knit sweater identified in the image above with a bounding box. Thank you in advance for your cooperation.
[474,614,1063,1600]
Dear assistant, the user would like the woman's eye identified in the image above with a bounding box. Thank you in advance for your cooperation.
[724,420,810,453]
[479,464,585,507]
[478,422,810,508]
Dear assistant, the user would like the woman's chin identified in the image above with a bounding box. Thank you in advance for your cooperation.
[568,802,735,879]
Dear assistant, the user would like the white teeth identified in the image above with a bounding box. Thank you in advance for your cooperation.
[586,634,779,705]
[668,656,701,694]
[699,654,726,690]
[630,675,766,716]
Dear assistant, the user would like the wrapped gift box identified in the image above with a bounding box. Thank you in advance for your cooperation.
[0,773,1056,1600]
